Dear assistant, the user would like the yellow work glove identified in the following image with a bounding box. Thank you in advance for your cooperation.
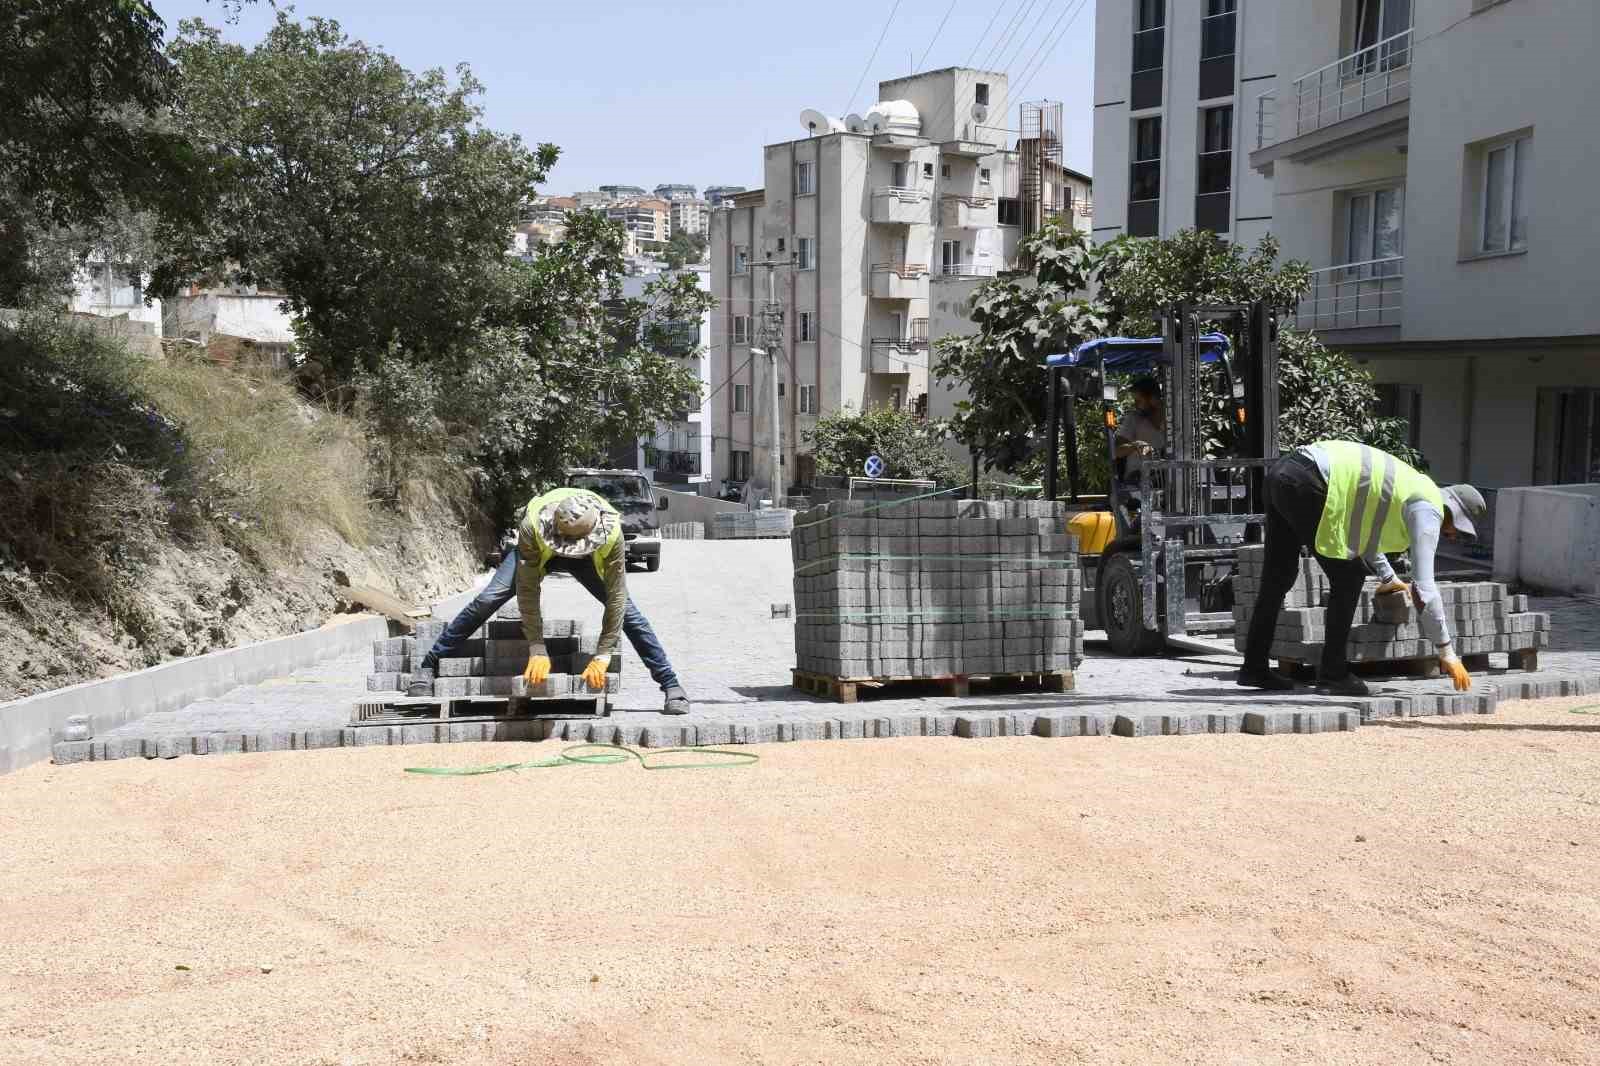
[523,654,551,687]
[580,657,609,691]
[1375,578,1410,599]
[1440,651,1472,692]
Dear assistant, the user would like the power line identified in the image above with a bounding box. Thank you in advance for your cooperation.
[982,0,1040,74]
[999,0,1065,83]
[845,0,907,115]
[964,0,1013,69]
[1011,0,1091,103]
[918,0,961,70]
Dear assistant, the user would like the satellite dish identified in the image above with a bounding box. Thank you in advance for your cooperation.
[971,103,989,124]
[845,113,866,133]
[864,110,888,134]
[799,109,844,136]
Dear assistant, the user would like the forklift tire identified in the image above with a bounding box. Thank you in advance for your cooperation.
[1100,553,1166,657]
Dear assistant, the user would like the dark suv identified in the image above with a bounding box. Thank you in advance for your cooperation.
[565,468,668,572]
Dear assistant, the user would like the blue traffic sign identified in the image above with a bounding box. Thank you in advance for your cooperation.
[864,454,885,478]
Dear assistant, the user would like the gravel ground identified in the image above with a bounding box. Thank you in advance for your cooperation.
[94,542,1600,745]
[4,695,1600,1065]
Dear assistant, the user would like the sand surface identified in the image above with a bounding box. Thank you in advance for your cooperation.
[4,698,1600,1066]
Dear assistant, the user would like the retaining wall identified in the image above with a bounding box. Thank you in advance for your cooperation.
[1494,484,1600,595]
[658,488,746,536]
[0,617,391,774]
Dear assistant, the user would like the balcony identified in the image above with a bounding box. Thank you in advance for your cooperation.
[1295,256,1404,337]
[1252,29,1411,169]
[935,262,996,280]
[871,187,932,225]
[869,262,928,300]
[939,194,997,230]
[643,446,703,484]
[869,339,924,375]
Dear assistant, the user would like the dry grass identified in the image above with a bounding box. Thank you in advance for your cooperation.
[135,350,373,555]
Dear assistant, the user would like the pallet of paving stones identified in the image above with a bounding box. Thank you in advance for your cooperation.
[713,509,795,539]
[660,522,704,540]
[351,690,608,726]
[358,605,619,725]
[790,497,1085,687]
[791,667,1075,704]
[1230,545,1549,673]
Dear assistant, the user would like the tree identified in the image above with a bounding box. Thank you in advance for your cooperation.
[933,226,1421,488]
[155,13,557,382]
[661,230,707,270]
[0,0,205,304]
[368,210,708,524]
[807,405,967,486]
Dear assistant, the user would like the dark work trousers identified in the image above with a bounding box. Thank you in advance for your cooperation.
[1242,451,1372,681]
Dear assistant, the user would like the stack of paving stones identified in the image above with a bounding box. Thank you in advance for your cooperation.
[790,498,1085,680]
[713,509,795,539]
[1230,544,1550,666]
[660,522,705,540]
[366,600,620,698]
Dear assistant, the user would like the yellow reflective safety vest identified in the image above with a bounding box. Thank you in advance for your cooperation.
[523,486,623,579]
[1313,441,1444,561]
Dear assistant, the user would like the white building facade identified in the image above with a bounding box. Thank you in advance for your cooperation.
[1095,0,1600,492]
[619,267,714,491]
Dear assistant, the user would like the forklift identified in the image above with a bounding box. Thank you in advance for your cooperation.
[1043,302,1281,655]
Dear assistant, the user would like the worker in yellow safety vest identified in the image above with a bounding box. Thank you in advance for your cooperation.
[408,487,689,714]
[1238,441,1488,698]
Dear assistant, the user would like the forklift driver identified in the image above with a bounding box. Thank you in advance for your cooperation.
[1115,377,1167,481]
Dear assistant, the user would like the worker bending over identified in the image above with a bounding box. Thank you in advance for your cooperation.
[1237,440,1488,698]
[408,487,690,715]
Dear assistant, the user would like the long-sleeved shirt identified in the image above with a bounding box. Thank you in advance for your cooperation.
[1300,444,1452,650]
[514,504,627,663]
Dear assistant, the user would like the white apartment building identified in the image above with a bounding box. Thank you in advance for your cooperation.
[655,184,698,202]
[710,68,1092,497]
[607,198,671,250]
[702,185,747,208]
[1095,0,1600,492]
[670,198,710,238]
[618,266,714,491]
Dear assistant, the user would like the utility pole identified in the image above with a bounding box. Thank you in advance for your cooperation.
[755,261,786,507]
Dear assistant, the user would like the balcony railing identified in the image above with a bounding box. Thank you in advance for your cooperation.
[1255,90,1277,151]
[870,186,932,224]
[869,262,928,299]
[644,446,702,479]
[936,263,996,278]
[1295,256,1404,331]
[1288,28,1412,143]
[869,339,922,375]
[1200,9,1236,61]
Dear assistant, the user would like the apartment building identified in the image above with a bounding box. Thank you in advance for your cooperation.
[599,184,648,200]
[670,198,710,238]
[702,185,747,208]
[1095,0,1600,491]
[617,266,715,490]
[655,184,698,201]
[606,198,671,251]
[709,69,1093,496]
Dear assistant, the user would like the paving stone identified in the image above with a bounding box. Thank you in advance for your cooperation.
[52,740,93,765]
[640,724,691,748]
[1242,709,1358,735]
[1034,713,1107,738]
[400,724,443,745]
[954,715,1002,739]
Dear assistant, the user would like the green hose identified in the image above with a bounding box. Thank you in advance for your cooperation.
[404,742,758,776]
[1570,704,1600,716]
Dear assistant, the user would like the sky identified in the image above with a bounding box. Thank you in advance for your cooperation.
[154,0,1097,196]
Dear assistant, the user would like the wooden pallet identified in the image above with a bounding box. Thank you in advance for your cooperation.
[1277,650,1536,680]
[791,668,1074,704]
[350,692,607,726]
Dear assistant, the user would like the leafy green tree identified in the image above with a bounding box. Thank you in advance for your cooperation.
[155,13,557,381]
[661,231,708,270]
[807,405,967,486]
[933,226,1421,489]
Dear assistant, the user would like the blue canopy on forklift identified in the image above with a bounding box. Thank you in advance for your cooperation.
[1045,333,1231,372]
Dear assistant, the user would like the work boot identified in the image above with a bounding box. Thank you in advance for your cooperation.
[1237,667,1296,691]
[406,666,436,698]
[1318,675,1370,697]
[662,685,691,715]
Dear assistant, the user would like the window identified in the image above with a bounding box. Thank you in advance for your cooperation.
[1131,117,1161,201]
[732,315,750,344]
[777,237,785,252]
[975,82,990,106]
[979,167,992,185]
[1375,384,1423,453]
[730,450,751,480]
[940,239,963,275]
[733,246,749,274]
[1345,185,1404,272]
[798,384,818,414]
[1479,135,1531,254]
[1201,0,1237,61]
[923,162,934,179]
[1353,0,1411,53]
[1535,388,1600,485]
[795,161,815,196]
[732,384,750,413]
[941,163,951,179]
[795,236,815,270]
[998,197,1022,226]
[798,311,815,341]
[1133,0,1165,72]
[1198,106,1233,194]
